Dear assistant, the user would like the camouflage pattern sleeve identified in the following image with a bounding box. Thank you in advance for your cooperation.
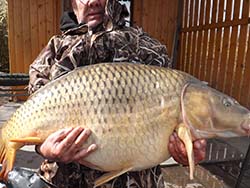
[28,36,62,94]
[39,161,165,188]
[101,26,172,68]
[135,28,171,68]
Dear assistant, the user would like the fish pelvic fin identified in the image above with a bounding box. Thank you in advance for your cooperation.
[0,129,17,182]
[94,166,133,188]
[177,123,195,180]
[10,137,43,144]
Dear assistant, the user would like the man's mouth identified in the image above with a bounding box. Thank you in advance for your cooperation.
[87,9,104,17]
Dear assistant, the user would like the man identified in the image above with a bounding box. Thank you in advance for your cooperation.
[28,0,206,187]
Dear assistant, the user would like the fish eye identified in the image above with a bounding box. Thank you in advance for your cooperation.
[223,98,232,107]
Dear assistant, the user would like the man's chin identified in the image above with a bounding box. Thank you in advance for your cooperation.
[87,19,103,29]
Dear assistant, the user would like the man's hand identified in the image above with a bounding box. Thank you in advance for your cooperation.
[36,127,97,164]
[168,132,206,165]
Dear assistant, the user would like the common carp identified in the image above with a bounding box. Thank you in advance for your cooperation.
[0,63,250,187]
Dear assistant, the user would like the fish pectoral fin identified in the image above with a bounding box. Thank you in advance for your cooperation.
[176,123,195,180]
[10,137,43,144]
[94,166,133,188]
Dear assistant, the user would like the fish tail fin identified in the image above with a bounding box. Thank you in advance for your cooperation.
[0,128,17,181]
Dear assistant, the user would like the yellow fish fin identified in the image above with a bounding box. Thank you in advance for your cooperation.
[10,137,43,144]
[176,123,195,180]
[94,166,133,188]
[0,146,16,181]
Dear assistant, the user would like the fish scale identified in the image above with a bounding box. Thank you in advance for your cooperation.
[1,63,250,187]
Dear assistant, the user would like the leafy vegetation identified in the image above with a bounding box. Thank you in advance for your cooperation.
[0,0,9,73]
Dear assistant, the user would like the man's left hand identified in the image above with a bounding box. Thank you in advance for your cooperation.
[168,132,207,165]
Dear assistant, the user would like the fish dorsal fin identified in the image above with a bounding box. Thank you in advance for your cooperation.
[94,166,133,188]
[10,137,43,145]
[176,123,195,180]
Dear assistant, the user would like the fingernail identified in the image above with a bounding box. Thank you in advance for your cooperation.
[85,129,91,135]
[200,139,207,146]
[88,144,97,152]
[169,135,175,142]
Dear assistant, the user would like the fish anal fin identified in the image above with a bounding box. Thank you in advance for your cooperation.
[94,166,133,188]
[176,123,195,180]
[10,137,43,144]
[0,148,16,181]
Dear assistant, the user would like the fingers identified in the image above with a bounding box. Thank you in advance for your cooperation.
[168,132,188,165]
[54,127,94,163]
[60,128,94,162]
[38,127,97,163]
[73,144,97,161]
[168,132,207,165]
[193,139,207,164]
[46,127,74,143]
[75,129,91,145]
[56,127,85,152]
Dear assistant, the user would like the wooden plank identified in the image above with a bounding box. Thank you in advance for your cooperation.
[232,0,250,102]
[154,0,163,44]
[225,0,241,96]
[30,0,39,62]
[200,0,212,81]
[194,0,205,79]
[7,0,16,73]
[177,0,186,70]
[184,31,192,72]
[181,0,189,71]
[190,0,200,75]
[178,0,185,70]
[177,32,185,70]
[165,0,178,57]
[216,0,233,92]
[213,0,225,89]
[132,0,143,26]
[241,25,250,107]
[14,0,24,73]
[142,1,153,35]
[53,0,57,34]
[56,0,62,33]
[46,0,54,39]
[185,0,194,73]
[38,0,47,50]
[22,0,31,73]
[246,31,250,107]
[206,0,219,83]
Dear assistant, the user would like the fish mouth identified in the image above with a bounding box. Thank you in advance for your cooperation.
[240,119,250,136]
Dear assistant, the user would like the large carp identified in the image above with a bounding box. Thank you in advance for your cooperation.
[0,63,250,186]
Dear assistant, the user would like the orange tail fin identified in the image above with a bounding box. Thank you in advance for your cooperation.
[0,129,17,182]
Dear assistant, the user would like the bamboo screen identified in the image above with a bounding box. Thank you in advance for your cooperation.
[177,0,250,108]
[7,0,62,74]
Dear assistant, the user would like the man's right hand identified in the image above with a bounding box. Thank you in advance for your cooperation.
[36,127,97,164]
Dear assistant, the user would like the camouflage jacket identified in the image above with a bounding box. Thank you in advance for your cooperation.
[29,0,171,187]
[28,0,171,94]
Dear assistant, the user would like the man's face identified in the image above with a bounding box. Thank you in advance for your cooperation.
[73,0,107,29]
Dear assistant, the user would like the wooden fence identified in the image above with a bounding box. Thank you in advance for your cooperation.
[133,0,179,58]
[177,0,250,108]
[7,0,62,74]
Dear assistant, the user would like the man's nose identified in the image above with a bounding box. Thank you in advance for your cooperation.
[79,0,100,6]
[88,0,100,6]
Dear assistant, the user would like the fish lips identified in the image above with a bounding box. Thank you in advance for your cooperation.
[240,118,250,136]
